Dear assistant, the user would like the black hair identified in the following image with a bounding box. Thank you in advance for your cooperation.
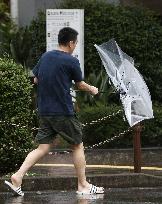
[58,27,78,46]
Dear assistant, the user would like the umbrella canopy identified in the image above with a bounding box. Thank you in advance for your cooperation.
[95,39,154,127]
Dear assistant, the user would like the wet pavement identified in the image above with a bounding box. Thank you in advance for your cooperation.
[1,188,162,204]
[2,150,162,203]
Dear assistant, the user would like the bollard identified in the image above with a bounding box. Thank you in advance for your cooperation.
[133,123,142,173]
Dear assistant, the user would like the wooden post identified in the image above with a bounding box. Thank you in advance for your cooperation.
[133,123,142,173]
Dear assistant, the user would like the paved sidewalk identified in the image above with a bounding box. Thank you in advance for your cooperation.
[1,151,162,193]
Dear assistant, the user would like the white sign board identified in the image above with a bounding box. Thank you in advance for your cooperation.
[46,9,84,75]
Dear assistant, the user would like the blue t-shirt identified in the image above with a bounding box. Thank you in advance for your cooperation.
[32,50,83,116]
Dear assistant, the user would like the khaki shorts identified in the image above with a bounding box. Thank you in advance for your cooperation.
[35,115,83,145]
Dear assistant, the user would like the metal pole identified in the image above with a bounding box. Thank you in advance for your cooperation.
[133,123,142,173]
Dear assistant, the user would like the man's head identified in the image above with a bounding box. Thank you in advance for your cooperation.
[58,27,78,54]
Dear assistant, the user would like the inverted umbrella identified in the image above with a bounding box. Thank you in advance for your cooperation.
[95,39,154,127]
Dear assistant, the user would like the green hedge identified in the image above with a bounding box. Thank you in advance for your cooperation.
[78,104,131,148]
[0,58,34,174]
[78,104,162,148]
[141,104,162,147]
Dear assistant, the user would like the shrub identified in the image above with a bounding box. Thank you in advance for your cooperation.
[141,104,162,147]
[0,1,32,68]
[78,104,132,148]
[78,103,162,148]
[0,58,34,174]
[10,27,32,67]
[28,12,46,68]
[75,70,119,109]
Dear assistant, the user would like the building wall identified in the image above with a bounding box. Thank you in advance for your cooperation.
[18,0,35,26]
[12,0,63,26]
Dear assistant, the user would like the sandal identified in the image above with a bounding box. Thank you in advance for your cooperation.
[76,184,104,195]
[4,180,24,196]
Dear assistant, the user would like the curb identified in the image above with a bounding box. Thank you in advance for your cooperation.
[1,173,162,193]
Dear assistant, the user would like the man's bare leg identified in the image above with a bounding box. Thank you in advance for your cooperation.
[11,143,52,187]
[72,143,90,192]
[72,142,104,193]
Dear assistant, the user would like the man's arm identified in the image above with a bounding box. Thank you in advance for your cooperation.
[75,81,98,95]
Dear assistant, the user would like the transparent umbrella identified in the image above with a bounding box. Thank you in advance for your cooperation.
[95,39,154,127]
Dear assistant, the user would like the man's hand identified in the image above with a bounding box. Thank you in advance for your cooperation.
[89,86,98,95]
[34,77,38,84]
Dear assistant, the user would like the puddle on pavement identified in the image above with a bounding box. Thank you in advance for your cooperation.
[1,188,162,204]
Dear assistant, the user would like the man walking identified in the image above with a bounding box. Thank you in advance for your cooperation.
[5,27,104,196]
